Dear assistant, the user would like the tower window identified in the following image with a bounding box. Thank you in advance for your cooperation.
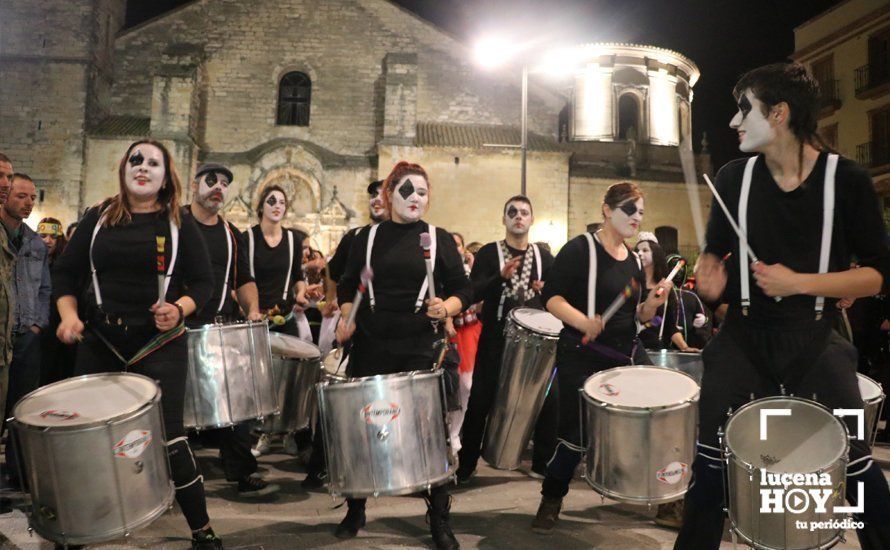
[277,72,311,126]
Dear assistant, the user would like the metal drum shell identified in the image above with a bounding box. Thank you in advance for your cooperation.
[482,308,560,470]
[857,373,885,448]
[723,396,848,550]
[11,373,174,545]
[260,355,322,434]
[646,349,704,384]
[317,370,452,498]
[582,366,699,505]
[184,322,278,430]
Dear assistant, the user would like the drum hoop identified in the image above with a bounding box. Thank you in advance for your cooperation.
[317,368,443,389]
[647,349,701,358]
[508,307,562,338]
[723,395,850,473]
[272,354,321,362]
[186,320,266,334]
[858,373,885,402]
[580,366,700,412]
[12,372,162,432]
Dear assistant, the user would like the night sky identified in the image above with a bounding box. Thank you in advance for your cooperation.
[127,0,842,169]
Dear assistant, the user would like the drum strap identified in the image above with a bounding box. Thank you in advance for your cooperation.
[739,154,837,319]
[365,223,437,312]
[583,232,597,318]
[247,227,295,302]
[216,221,234,314]
[90,212,179,310]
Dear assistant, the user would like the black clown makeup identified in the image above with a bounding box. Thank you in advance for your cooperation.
[369,187,386,222]
[262,190,287,223]
[391,175,428,223]
[398,178,416,200]
[619,202,639,217]
[609,198,643,238]
[196,171,230,213]
[730,90,776,153]
[124,144,165,200]
[507,205,518,219]
[128,150,145,167]
[503,201,532,236]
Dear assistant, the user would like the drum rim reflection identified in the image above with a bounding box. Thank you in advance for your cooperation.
[646,348,702,358]
[857,372,884,403]
[581,365,700,412]
[317,368,442,388]
[12,372,161,432]
[507,307,562,338]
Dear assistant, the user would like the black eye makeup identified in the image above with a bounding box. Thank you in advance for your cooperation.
[737,95,752,120]
[128,150,145,167]
[506,205,518,219]
[266,195,281,207]
[618,202,639,217]
[398,178,416,200]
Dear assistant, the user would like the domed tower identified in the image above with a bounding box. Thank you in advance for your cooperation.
[569,43,700,146]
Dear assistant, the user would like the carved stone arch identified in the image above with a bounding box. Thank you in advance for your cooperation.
[613,87,648,141]
[612,67,649,87]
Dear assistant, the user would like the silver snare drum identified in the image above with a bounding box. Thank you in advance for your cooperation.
[858,373,885,447]
[317,370,452,497]
[646,349,704,384]
[582,366,699,504]
[260,333,322,434]
[483,308,562,470]
[184,321,277,429]
[723,396,848,550]
[11,373,173,546]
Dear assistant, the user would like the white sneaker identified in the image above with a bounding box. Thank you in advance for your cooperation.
[253,434,271,456]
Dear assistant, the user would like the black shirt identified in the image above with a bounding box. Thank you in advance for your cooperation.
[337,220,472,339]
[638,284,679,349]
[53,205,213,323]
[327,227,361,283]
[542,233,645,355]
[245,225,304,312]
[185,207,254,326]
[471,241,554,332]
[704,153,890,326]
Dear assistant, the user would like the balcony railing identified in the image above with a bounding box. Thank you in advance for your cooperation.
[817,79,841,112]
[857,141,890,168]
[855,62,890,96]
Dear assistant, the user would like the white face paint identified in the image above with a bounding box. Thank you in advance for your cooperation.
[608,198,643,239]
[635,241,653,267]
[391,175,428,223]
[729,89,776,153]
[369,186,386,222]
[262,190,286,223]
[125,144,165,200]
[503,200,533,236]
[195,171,230,214]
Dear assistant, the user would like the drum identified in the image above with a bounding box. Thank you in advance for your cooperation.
[646,349,703,384]
[260,333,322,434]
[11,373,173,545]
[317,370,451,497]
[581,366,699,504]
[483,308,563,470]
[322,347,349,382]
[858,373,885,447]
[184,321,277,429]
[723,396,848,550]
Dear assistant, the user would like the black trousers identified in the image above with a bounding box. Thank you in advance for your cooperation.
[674,315,890,549]
[541,337,650,499]
[75,325,211,531]
[457,328,559,475]
[3,330,42,484]
[217,422,257,481]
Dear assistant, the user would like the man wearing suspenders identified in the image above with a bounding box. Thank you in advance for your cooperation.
[184,163,278,497]
[456,195,557,482]
[676,63,890,549]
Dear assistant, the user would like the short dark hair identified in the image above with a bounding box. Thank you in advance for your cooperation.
[733,62,822,149]
[367,180,383,195]
[503,195,533,215]
[256,184,288,220]
[602,182,643,219]
[0,153,11,164]
[12,173,33,184]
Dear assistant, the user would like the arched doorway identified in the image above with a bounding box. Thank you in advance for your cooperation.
[618,94,641,141]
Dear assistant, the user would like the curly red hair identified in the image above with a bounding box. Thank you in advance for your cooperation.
[381,161,430,212]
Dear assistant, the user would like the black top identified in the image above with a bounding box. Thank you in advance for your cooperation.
[184,207,254,326]
[245,225,304,312]
[542,233,645,355]
[53,205,213,323]
[471,241,554,332]
[327,226,361,283]
[337,220,472,339]
[704,153,890,326]
[638,284,679,349]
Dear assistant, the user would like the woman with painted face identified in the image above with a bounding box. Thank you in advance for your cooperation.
[334,161,471,550]
[52,140,222,549]
[634,233,678,350]
[531,182,671,533]
[675,63,890,550]
[37,217,76,385]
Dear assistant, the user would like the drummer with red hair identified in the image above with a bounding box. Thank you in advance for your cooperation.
[335,161,471,550]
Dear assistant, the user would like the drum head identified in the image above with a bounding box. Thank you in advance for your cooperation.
[510,308,563,336]
[858,373,883,402]
[724,397,848,474]
[583,366,699,408]
[270,332,320,359]
[14,373,158,428]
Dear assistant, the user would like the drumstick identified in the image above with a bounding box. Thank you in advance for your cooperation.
[156,236,166,306]
[420,232,436,303]
[345,266,373,328]
[656,260,686,298]
[702,174,758,264]
[679,139,706,253]
[582,279,638,344]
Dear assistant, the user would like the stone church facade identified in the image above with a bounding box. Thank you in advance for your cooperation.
[1,0,711,253]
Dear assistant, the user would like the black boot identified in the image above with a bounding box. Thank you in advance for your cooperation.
[191,527,223,549]
[673,494,724,550]
[857,520,890,550]
[335,499,366,539]
[531,496,562,534]
[426,491,460,550]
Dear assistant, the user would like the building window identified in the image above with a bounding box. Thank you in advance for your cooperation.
[277,72,311,126]
[617,94,640,140]
[812,55,840,112]
[856,27,890,96]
